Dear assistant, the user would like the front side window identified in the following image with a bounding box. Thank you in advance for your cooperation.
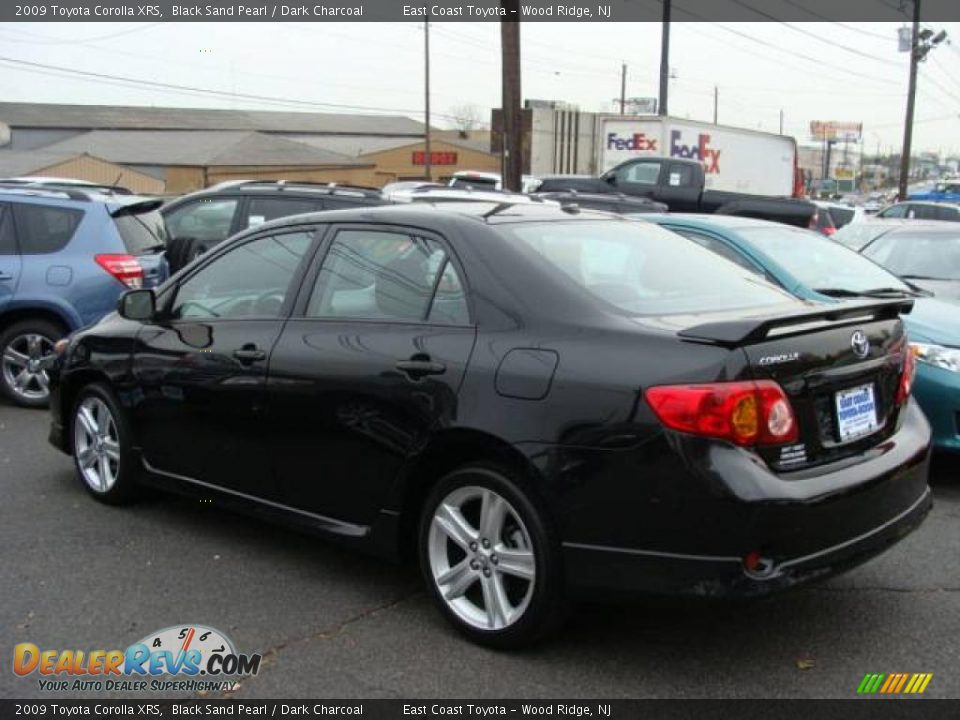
[164,198,239,243]
[12,202,84,254]
[879,204,907,219]
[505,220,793,315]
[307,229,468,323]
[171,231,314,320]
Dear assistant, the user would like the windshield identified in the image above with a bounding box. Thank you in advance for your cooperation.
[862,231,960,281]
[832,223,891,250]
[737,226,910,294]
[505,221,794,315]
[113,209,167,253]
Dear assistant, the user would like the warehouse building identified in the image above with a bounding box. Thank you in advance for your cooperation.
[0,102,497,191]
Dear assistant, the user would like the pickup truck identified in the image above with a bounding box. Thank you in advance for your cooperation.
[536,156,817,228]
[908,180,960,203]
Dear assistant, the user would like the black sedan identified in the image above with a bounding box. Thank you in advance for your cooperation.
[47,203,932,647]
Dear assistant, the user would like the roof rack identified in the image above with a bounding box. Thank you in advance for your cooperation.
[0,183,93,202]
[232,179,384,198]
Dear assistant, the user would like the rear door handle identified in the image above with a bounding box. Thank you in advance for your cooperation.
[233,346,266,363]
[395,359,446,378]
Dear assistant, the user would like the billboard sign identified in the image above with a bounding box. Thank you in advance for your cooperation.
[810,121,863,142]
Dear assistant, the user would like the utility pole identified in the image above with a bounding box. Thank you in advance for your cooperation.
[713,86,718,124]
[899,0,920,200]
[779,109,784,135]
[501,0,522,191]
[620,63,627,115]
[658,0,670,116]
[424,15,432,182]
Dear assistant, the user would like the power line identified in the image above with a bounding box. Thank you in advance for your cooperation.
[0,23,161,44]
[0,55,461,121]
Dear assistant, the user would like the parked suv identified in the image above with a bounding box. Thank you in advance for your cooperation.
[160,180,390,272]
[0,184,168,407]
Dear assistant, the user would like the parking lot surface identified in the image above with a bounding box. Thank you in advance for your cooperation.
[2,401,958,699]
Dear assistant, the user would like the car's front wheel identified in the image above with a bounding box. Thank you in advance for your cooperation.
[71,383,138,505]
[419,464,565,647]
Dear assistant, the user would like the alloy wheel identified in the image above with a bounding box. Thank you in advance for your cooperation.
[1,333,56,402]
[73,396,121,493]
[428,485,537,631]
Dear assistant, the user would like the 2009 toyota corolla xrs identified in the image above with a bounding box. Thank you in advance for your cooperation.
[47,203,932,647]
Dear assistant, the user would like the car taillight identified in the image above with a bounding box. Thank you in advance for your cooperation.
[896,346,917,405]
[95,254,144,289]
[823,226,836,236]
[645,380,798,446]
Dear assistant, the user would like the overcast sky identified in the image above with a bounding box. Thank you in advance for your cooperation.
[1,21,958,155]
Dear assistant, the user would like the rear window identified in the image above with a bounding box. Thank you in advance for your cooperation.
[828,207,855,228]
[504,220,793,315]
[450,176,498,189]
[738,226,909,294]
[244,196,323,228]
[113,210,167,254]
[12,202,84,254]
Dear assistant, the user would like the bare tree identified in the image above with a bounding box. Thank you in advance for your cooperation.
[448,104,484,138]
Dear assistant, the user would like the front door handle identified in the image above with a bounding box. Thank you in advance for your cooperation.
[396,358,446,379]
[233,345,266,363]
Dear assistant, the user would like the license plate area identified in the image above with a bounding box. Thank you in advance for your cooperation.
[834,383,880,443]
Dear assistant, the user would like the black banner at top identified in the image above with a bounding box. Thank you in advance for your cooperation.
[2,0,960,22]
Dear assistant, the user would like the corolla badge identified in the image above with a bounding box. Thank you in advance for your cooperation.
[851,330,870,359]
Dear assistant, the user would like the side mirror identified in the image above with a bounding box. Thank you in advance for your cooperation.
[118,289,156,322]
[603,173,617,186]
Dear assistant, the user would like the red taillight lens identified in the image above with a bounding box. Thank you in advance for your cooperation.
[95,254,144,289]
[896,346,916,405]
[823,226,837,236]
[645,380,798,446]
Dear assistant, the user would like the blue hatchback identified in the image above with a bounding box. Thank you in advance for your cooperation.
[0,184,168,407]
[645,214,960,453]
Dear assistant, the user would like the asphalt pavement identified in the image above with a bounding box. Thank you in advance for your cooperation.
[1,400,958,700]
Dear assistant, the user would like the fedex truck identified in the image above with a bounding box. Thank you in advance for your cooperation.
[598,116,801,198]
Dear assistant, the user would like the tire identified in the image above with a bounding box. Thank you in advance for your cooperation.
[0,318,65,408]
[70,383,139,505]
[418,463,566,648]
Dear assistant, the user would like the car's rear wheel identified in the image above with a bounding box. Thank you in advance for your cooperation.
[419,464,565,647]
[0,319,64,408]
[71,383,138,505]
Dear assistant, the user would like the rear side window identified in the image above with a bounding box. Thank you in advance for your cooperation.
[829,207,855,228]
[879,204,908,219]
[244,196,323,229]
[910,205,939,220]
[937,207,960,222]
[0,205,15,255]
[12,202,84,254]
[113,210,166,254]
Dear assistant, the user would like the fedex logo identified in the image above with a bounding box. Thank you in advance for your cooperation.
[670,131,721,173]
[606,132,658,152]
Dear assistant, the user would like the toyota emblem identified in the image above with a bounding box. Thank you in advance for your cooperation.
[851,330,870,359]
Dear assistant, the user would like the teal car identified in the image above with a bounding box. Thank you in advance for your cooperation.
[645,214,960,453]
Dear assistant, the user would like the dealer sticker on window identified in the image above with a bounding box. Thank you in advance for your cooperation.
[835,383,879,442]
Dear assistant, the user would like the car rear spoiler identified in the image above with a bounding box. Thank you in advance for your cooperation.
[109,199,164,217]
[678,298,914,346]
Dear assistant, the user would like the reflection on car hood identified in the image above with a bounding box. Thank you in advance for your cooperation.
[904,297,960,345]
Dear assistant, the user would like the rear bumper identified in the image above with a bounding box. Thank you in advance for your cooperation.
[554,399,933,598]
[563,486,931,598]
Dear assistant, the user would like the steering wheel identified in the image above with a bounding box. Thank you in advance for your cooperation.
[251,289,286,317]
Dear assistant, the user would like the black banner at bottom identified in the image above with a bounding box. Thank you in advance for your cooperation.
[3,700,960,720]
